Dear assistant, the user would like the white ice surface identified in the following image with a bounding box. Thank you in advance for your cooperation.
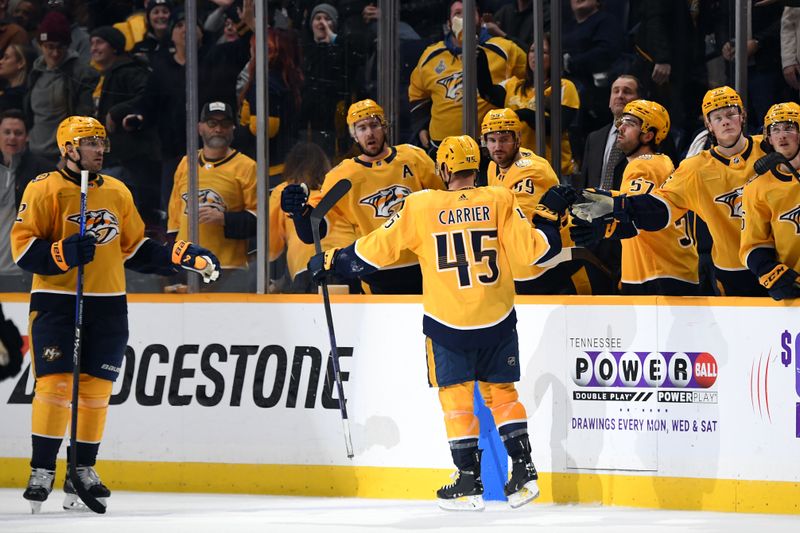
[1,489,798,533]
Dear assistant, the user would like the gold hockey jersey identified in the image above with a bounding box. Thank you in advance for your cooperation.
[740,167,800,271]
[653,136,766,270]
[11,170,146,297]
[619,154,698,284]
[308,144,443,269]
[168,150,257,269]
[353,186,551,339]
[409,38,527,141]
[487,147,567,281]
[501,77,580,175]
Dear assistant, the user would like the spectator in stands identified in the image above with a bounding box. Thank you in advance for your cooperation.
[168,101,257,292]
[741,101,800,301]
[90,26,161,231]
[482,0,537,54]
[409,0,526,156]
[131,0,173,63]
[781,2,800,97]
[11,0,40,41]
[24,11,98,164]
[0,109,49,291]
[0,0,27,52]
[269,142,346,293]
[299,3,363,159]
[239,27,303,186]
[580,74,641,191]
[718,0,785,129]
[477,32,580,177]
[632,0,700,145]
[37,0,92,64]
[0,44,34,112]
[562,0,623,136]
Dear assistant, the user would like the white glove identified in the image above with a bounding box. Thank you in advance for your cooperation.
[571,191,614,223]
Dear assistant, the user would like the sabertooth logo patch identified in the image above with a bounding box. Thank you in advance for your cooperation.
[42,346,62,362]
[713,186,744,218]
[182,189,227,214]
[436,72,464,102]
[360,185,413,218]
[779,205,800,233]
[67,209,119,245]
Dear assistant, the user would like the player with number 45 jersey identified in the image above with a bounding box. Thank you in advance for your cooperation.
[308,135,575,512]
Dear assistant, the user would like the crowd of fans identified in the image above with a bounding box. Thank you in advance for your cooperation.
[0,0,798,296]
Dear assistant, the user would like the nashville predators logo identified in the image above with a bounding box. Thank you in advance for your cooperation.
[66,209,119,245]
[181,189,226,214]
[713,187,744,218]
[42,346,62,362]
[779,205,800,233]
[436,72,463,102]
[359,185,413,218]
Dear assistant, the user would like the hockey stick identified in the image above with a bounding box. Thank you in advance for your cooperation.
[754,151,800,185]
[68,170,105,514]
[310,179,354,458]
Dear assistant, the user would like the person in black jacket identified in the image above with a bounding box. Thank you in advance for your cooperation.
[131,0,174,64]
[89,26,162,231]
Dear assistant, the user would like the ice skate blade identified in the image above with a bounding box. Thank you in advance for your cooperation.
[437,494,485,512]
[29,501,43,514]
[507,480,540,509]
[63,493,107,512]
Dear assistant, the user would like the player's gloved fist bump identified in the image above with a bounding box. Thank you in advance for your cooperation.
[759,263,800,301]
[308,247,340,283]
[535,185,577,222]
[51,233,97,271]
[569,216,607,248]
[571,188,614,223]
[281,183,309,218]
[171,240,221,283]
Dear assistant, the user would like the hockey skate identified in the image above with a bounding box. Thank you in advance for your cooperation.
[23,468,55,514]
[63,466,110,511]
[505,455,539,509]
[436,450,484,512]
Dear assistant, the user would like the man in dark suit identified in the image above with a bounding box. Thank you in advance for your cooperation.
[579,74,642,189]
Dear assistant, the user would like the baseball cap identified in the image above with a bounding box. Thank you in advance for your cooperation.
[200,101,235,122]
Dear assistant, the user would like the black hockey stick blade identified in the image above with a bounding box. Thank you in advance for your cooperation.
[68,461,107,513]
[310,179,352,253]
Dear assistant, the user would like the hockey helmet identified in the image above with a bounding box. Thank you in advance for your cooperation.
[701,86,743,119]
[480,108,522,138]
[436,135,480,177]
[56,116,108,156]
[764,101,800,134]
[346,99,386,135]
[621,99,671,145]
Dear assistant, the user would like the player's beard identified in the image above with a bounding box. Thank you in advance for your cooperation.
[359,137,385,157]
[492,150,514,169]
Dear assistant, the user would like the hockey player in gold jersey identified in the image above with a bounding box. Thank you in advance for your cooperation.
[168,102,257,292]
[11,116,220,512]
[572,86,768,296]
[741,102,800,300]
[281,98,442,293]
[481,107,587,293]
[408,0,527,153]
[308,135,576,510]
[571,100,699,295]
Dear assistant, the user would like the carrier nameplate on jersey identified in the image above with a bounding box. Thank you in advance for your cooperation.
[515,159,533,168]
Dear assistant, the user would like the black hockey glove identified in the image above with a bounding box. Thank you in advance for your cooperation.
[308,248,341,284]
[534,185,577,223]
[569,215,609,248]
[759,263,800,301]
[281,183,310,218]
[51,233,97,271]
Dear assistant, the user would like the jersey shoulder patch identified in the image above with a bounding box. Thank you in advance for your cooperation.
[515,158,533,168]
